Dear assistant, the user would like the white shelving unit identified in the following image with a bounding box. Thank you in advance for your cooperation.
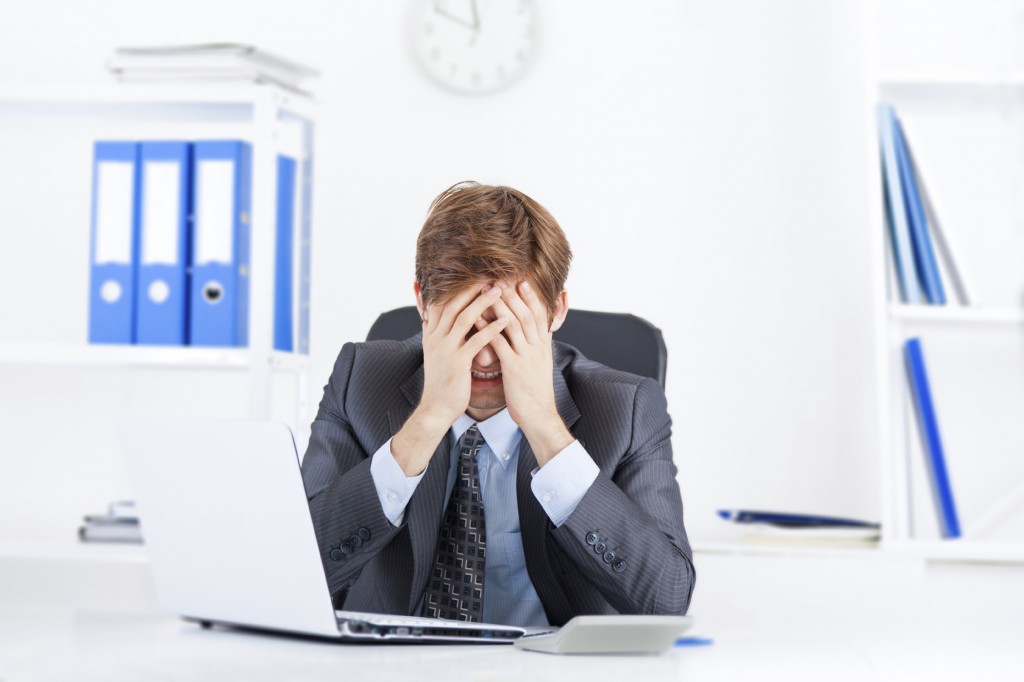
[0,81,316,471]
[868,21,1024,563]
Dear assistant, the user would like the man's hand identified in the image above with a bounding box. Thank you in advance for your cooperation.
[486,280,574,466]
[391,285,508,476]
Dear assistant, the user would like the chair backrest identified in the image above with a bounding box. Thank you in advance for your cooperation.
[366,307,667,388]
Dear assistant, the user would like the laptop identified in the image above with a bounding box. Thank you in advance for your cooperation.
[121,419,551,643]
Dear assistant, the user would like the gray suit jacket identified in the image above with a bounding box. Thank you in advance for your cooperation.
[301,335,695,625]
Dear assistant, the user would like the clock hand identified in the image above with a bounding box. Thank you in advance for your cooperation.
[467,0,480,46]
[432,0,477,30]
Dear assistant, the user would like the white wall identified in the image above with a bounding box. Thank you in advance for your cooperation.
[0,0,881,542]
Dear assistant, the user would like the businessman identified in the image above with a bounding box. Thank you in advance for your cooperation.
[301,182,694,626]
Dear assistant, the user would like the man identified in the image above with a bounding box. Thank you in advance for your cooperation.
[301,182,694,627]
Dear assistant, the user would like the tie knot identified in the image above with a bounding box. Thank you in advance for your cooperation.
[458,425,484,457]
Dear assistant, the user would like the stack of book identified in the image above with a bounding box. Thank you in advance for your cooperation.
[78,500,142,544]
[106,43,319,94]
[877,103,973,307]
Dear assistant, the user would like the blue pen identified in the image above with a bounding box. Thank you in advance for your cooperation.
[675,636,714,647]
[717,509,880,529]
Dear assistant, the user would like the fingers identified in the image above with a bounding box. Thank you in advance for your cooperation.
[487,323,514,361]
[497,281,539,344]
[517,280,551,334]
[462,315,508,357]
[451,286,502,339]
[423,302,443,335]
[487,295,528,350]
[435,285,487,336]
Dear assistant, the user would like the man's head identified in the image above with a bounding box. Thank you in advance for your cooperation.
[414,182,573,418]
[415,182,572,323]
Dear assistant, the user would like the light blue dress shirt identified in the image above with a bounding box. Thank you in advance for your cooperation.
[369,408,599,626]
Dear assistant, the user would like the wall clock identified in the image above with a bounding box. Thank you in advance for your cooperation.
[412,0,539,95]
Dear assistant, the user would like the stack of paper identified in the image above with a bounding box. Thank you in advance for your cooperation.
[107,44,319,93]
[78,500,142,544]
[742,524,881,549]
[718,509,881,549]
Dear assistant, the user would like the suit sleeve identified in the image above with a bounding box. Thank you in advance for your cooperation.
[300,343,407,600]
[549,377,696,615]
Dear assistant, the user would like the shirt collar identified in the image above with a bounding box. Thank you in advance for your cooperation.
[451,409,522,470]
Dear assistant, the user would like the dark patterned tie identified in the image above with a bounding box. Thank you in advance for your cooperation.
[422,425,486,621]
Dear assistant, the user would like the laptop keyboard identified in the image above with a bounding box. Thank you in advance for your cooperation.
[336,610,509,630]
[334,610,540,642]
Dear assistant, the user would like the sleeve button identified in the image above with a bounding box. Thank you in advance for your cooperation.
[585,532,599,546]
[603,551,616,564]
[329,548,342,561]
[612,559,627,573]
[340,542,353,555]
[594,541,607,554]
[350,534,363,548]
[358,527,371,541]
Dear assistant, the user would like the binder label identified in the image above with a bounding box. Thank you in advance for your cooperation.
[195,160,235,265]
[94,162,135,264]
[142,161,182,265]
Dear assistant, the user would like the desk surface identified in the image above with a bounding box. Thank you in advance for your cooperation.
[3,544,1024,681]
[1,605,1021,682]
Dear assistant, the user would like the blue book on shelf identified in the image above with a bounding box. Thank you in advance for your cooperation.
[877,104,922,305]
[89,141,141,344]
[136,141,193,345]
[274,154,296,353]
[904,338,961,539]
[189,140,252,347]
[893,114,946,305]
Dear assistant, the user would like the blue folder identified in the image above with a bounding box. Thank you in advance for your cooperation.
[904,338,961,539]
[89,141,140,344]
[136,141,193,345]
[877,104,922,305]
[189,141,252,347]
[274,155,296,353]
[893,115,946,305]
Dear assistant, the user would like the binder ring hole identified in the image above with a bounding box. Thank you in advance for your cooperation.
[148,280,170,304]
[100,280,122,303]
[203,281,224,305]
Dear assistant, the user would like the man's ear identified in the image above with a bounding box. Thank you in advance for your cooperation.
[413,281,425,321]
[549,290,569,333]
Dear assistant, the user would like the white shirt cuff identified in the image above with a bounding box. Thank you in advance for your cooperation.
[530,440,599,527]
[370,437,427,526]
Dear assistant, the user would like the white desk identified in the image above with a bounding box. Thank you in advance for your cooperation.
[2,542,1023,681]
[0,605,870,682]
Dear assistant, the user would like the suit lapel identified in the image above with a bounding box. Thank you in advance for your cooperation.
[517,344,581,624]
[390,363,452,614]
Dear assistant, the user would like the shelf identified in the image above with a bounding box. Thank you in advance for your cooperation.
[693,541,881,561]
[0,342,308,372]
[0,81,316,118]
[878,73,1024,89]
[0,539,147,564]
[887,304,1024,325]
[881,540,1024,565]
[695,540,1024,564]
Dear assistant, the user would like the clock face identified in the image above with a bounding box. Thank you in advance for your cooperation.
[412,0,539,95]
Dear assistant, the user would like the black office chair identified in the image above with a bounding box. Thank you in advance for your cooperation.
[366,306,667,388]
